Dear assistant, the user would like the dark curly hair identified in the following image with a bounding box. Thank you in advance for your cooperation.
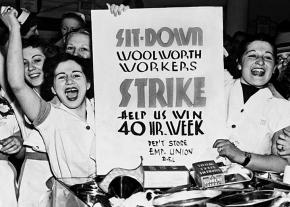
[22,36,60,58]
[22,36,45,51]
[237,33,277,64]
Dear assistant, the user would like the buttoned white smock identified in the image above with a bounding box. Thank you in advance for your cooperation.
[33,98,96,178]
[0,92,18,207]
[12,90,49,153]
[224,70,290,155]
[10,100,53,207]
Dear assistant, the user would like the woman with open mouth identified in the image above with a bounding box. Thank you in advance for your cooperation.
[213,34,290,173]
[3,6,96,180]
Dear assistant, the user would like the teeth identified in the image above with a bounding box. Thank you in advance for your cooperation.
[65,88,78,93]
[65,87,78,101]
[29,73,40,78]
[252,68,264,72]
[251,68,265,76]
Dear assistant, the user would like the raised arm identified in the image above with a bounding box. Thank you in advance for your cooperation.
[0,46,16,103]
[1,7,41,122]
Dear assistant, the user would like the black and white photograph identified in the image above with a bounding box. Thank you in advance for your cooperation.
[1,0,290,206]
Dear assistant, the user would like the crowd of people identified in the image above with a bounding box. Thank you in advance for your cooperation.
[0,3,290,207]
[0,4,128,207]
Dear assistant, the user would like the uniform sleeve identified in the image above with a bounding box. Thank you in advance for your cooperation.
[224,69,235,87]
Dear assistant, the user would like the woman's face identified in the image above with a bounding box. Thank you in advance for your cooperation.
[65,33,91,59]
[277,51,290,72]
[238,40,275,88]
[23,46,45,88]
[52,60,90,109]
[61,17,82,36]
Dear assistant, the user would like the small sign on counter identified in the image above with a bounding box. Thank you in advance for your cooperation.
[192,160,225,188]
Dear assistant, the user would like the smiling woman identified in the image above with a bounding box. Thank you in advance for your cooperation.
[47,55,92,110]
[6,10,96,177]
[236,35,277,89]
[7,30,96,178]
[43,53,93,104]
[22,36,61,102]
[65,29,91,59]
[213,34,290,173]
[22,38,45,89]
[0,35,56,207]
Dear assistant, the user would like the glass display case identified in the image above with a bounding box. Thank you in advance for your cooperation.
[51,177,107,207]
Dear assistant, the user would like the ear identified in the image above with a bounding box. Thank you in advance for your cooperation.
[235,58,242,71]
[51,87,56,95]
[86,82,91,91]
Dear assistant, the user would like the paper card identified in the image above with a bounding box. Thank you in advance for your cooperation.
[91,7,226,174]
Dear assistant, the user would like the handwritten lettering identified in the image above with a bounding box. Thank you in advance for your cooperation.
[116,27,203,47]
[119,78,206,108]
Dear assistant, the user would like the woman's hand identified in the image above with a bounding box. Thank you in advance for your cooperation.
[276,129,290,156]
[22,25,39,39]
[0,6,20,31]
[213,139,245,164]
[0,132,23,155]
[107,3,129,17]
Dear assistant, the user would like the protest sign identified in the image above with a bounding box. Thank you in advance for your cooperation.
[91,7,225,174]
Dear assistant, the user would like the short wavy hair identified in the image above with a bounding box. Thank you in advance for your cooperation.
[64,28,91,51]
[42,53,94,99]
[61,12,86,30]
[237,33,277,64]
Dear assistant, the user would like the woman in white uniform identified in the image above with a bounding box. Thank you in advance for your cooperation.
[4,6,96,178]
[213,34,290,173]
[0,90,22,207]
[15,36,55,207]
[0,17,54,207]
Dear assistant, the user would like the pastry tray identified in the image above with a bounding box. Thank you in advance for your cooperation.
[255,171,290,190]
[216,190,281,207]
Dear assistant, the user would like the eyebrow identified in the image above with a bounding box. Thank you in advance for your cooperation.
[72,70,83,74]
[55,70,83,76]
[55,72,66,77]
[32,54,45,59]
[245,50,274,56]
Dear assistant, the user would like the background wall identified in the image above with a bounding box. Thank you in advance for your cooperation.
[1,0,290,39]
[248,0,290,36]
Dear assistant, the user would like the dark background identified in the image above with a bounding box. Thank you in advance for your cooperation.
[1,0,290,40]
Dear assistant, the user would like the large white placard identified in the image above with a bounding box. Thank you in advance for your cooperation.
[92,7,226,174]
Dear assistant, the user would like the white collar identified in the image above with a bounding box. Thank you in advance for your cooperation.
[58,98,95,125]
